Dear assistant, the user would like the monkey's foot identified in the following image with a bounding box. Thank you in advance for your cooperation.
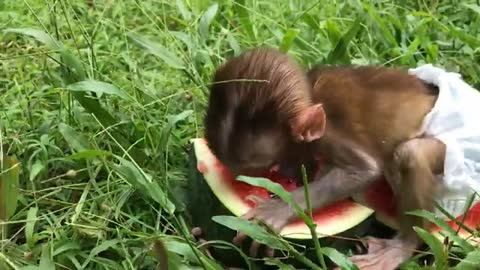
[341,237,414,270]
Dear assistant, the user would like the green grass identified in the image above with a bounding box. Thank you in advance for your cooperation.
[1,0,480,269]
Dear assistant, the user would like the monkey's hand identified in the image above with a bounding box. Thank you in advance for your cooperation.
[336,237,414,270]
[242,194,295,232]
[232,195,295,257]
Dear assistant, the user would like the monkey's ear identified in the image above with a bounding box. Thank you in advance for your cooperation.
[291,104,326,142]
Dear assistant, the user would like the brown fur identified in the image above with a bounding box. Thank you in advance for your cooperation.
[205,48,315,175]
[307,65,438,162]
[204,48,446,269]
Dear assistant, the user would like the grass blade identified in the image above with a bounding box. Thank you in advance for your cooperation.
[25,207,38,249]
[65,80,131,101]
[65,150,112,160]
[39,244,55,270]
[0,155,20,221]
[58,123,89,152]
[279,28,300,53]
[362,3,397,47]
[413,226,447,268]
[127,32,185,69]
[234,0,256,40]
[211,215,287,250]
[462,3,480,17]
[176,0,192,21]
[321,247,359,270]
[81,240,120,269]
[327,15,363,64]
[408,209,474,252]
[236,175,314,226]
[454,250,480,270]
[114,156,175,214]
[3,28,59,49]
[29,160,44,182]
[199,3,218,41]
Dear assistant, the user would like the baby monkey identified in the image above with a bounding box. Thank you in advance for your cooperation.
[204,48,445,269]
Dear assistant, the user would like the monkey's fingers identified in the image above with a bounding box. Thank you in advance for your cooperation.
[269,164,280,172]
[265,246,275,257]
[244,194,266,206]
[190,227,214,257]
[191,227,202,238]
[241,195,266,221]
[197,238,213,257]
[232,231,248,246]
[361,236,388,254]
[249,241,262,257]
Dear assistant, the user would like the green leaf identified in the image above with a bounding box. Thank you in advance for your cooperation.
[39,244,55,270]
[413,226,447,268]
[25,207,38,249]
[81,240,120,268]
[264,258,296,269]
[59,49,87,81]
[127,32,185,69]
[199,3,218,41]
[236,176,309,222]
[321,247,359,270]
[226,31,241,56]
[29,160,45,182]
[301,14,320,32]
[453,250,480,270]
[0,155,20,221]
[408,209,474,252]
[114,156,175,214]
[164,240,200,264]
[211,215,287,250]
[327,15,363,64]
[167,110,193,124]
[170,31,195,51]
[65,150,112,160]
[462,3,480,16]
[52,241,80,256]
[279,28,300,53]
[3,28,60,49]
[325,19,342,45]
[234,0,256,40]
[176,0,192,21]
[65,80,130,100]
[58,123,90,152]
[362,3,397,47]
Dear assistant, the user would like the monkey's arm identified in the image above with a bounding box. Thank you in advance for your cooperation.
[242,161,381,232]
[293,165,380,212]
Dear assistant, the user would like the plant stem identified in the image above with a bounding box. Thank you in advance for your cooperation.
[301,165,327,269]
[285,241,323,270]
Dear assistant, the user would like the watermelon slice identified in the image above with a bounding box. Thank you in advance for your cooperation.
[191,138,480,245]
[192,138,374,239]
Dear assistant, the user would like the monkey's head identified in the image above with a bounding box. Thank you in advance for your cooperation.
[204,48,326,176]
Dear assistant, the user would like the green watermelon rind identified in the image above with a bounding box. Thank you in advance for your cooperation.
[191,138,375,240]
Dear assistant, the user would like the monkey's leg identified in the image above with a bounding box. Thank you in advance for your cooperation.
[346,137,446,270]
